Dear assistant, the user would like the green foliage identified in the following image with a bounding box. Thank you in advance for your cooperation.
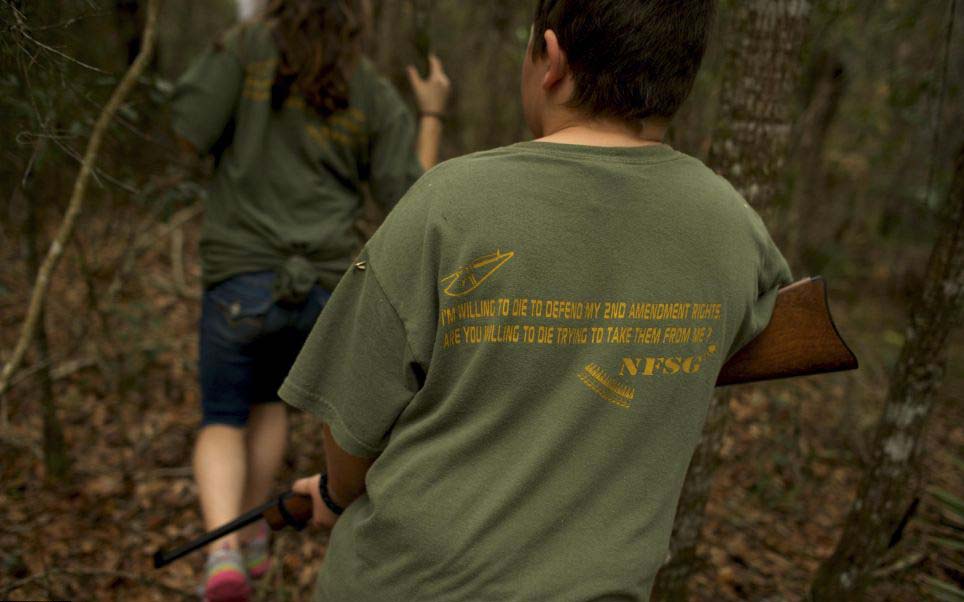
[930,486,964,521]
[788,0,959,280]
[922,576,964,602]
[921,469,964,600]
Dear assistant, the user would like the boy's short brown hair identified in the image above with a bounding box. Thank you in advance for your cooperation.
[532,0,715,123]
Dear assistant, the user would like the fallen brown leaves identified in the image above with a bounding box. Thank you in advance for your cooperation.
[0,217,961,600]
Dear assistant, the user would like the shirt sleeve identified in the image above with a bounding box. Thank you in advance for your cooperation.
[726,217,794,360]
[279,258,423,458]
[366,79,424,212]
[171,32,244,155]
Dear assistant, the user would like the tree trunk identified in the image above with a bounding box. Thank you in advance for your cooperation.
[370,1,412,81]
[30,238,70,482]
[652,1,811,599]
[10,20,69,476]
[115,0,142,65]
[706,0,811,226]
[788,54,848,270]
[26,197,70,480]
[481,0,519,150]
[0,0,161,403]
[809,143,964,599]
[652,393,729,602]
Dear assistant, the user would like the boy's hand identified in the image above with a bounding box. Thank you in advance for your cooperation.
[292,474,340,530]
[407,54,451,115]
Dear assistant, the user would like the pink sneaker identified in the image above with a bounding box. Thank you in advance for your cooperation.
[242,522,271,580]
[203,546,251,602]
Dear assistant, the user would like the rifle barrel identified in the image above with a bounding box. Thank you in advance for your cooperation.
[153,496,279,569]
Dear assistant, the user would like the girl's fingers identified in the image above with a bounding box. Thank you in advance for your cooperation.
[428,55,447,81]
[406,65,420,86]
[292,474,324,526]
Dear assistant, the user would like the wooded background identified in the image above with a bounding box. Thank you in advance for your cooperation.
[0,0,962,600]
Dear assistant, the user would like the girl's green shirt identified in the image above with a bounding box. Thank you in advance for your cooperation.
[172,23,423,290]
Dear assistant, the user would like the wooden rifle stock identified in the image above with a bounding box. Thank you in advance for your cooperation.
[716,277,858,386]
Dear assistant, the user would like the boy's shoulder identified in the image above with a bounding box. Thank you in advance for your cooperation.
[411,143,744,208]
[379,146,528,226]
[425,144,531,176]
[408,143,580,196]
[365,148,521,248]
[380,142,764,241]
[398,146,525,201]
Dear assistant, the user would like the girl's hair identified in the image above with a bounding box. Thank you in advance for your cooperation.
[264,0,365,116]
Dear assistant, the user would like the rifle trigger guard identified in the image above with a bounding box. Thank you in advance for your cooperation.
[278,493,307,531]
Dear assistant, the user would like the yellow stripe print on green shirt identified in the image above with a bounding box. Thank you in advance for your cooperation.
[241,58,366,151]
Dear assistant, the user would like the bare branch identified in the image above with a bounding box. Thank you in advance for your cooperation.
[168,227,200,299]
[104,203,203,305]
[31,9,111,33]
[5,0,109,74]
[0,0,162,416]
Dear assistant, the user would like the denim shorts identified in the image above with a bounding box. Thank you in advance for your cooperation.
[199,271,331,427]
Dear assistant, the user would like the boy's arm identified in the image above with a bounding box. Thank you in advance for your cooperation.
[282,180,437,526]
[323,424,375,506]
[282,243,431,526]
[291,425,375,528]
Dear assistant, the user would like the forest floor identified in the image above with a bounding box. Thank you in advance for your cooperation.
[0,216,961,601]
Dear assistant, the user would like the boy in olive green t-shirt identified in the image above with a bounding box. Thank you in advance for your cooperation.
[282,1,791,600]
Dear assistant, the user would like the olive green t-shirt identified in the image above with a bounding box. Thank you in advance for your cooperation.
[171,23,423,290]
[280,142,792,601]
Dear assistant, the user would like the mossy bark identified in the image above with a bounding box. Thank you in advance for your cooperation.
[809,143,964,600]
[652,1,811,599]
[27,191,71,481]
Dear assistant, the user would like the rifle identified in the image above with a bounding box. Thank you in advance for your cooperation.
[153,277,856,568]
[153,492,313,568]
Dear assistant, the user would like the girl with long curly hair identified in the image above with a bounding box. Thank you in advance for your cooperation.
[171,1,450,599]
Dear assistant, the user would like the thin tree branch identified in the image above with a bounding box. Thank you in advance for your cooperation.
[169,227,200,299]
[31,9,111,33]
[871,551,926,578]
[5,0,109,74]
[5,355,99,390]
[924,0,957,205]
[48,134,141,194]
[0,429,42,459]
[104,203,203,306]
[0,0,162,417]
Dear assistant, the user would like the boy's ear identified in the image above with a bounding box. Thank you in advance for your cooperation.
[541,29,568,91]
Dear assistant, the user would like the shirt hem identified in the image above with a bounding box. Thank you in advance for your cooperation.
[363,259,425,367]
[278,378,384,458]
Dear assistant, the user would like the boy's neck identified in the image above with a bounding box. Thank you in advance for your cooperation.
[536,114,668,148]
